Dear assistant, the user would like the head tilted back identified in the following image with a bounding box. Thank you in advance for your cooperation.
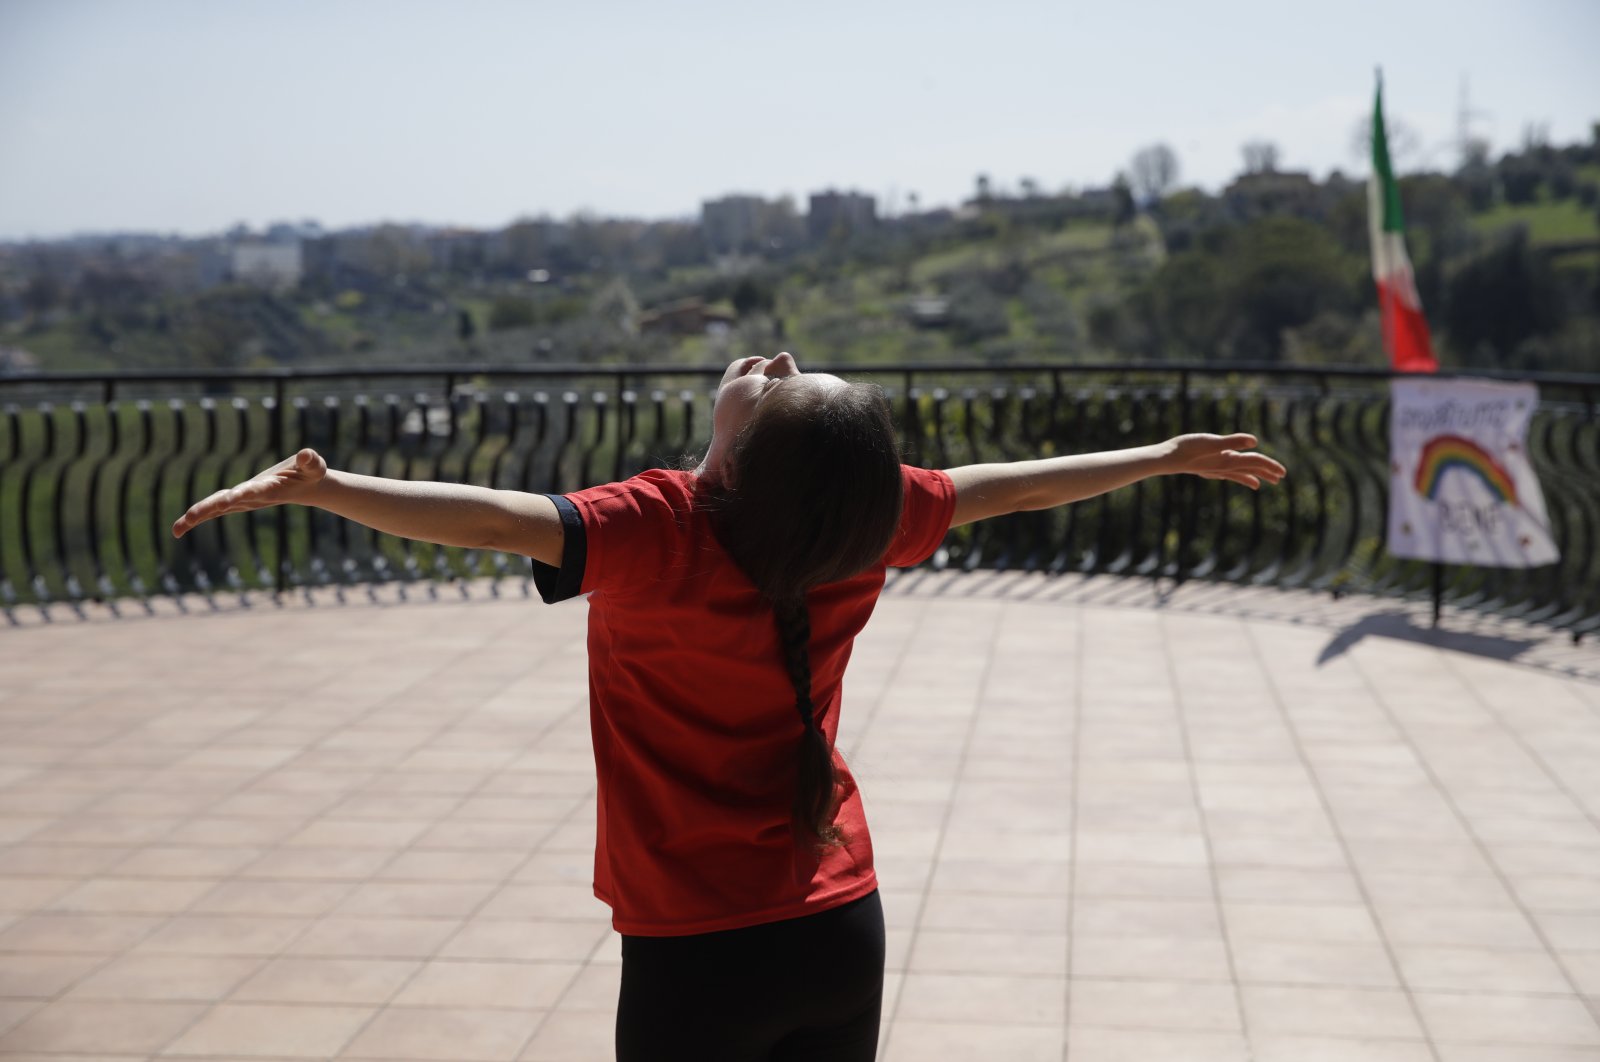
[711,379,904,604]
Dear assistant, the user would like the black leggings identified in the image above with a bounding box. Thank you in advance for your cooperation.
[616,889,885,1062]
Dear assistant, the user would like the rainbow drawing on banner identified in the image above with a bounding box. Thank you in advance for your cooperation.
[1414,434,1519,507]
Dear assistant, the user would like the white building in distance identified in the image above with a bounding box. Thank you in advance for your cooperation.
[230,241,303,290]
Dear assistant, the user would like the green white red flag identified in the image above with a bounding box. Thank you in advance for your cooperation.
[1369,75,1439,373]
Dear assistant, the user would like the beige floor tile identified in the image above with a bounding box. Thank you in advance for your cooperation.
[1213,865,1364,905]
[1539,911,1600,950]
[161,1001,375,1057]
[229,957,422,1004]
[0,844,136,877]
[1413,990,1600,1046]
[44,876,218,915]
[413,820,559,850]
[189,879,356,917]
[0,998,45,1038]
[0,911,165,953]
[64,955,264,1001]
[1240,984,1424,1038]
[379,849,528,883]
[333,882,499,920]
[926,857,1071,896]
[129,914,312,957]
[1230,938,1399,988]
[438,919,609,963]
[107,846,267,878]
[280,818,434,849]
[327,793,462,820]
[0,953,105,997]
[908,930,1068,977]
[516,1009,613,1061]
[1225,901,1383,944]
[1394,944,1573,993]
[1251,1036,1434,1062]
[235,847,395,880]
[0,999,207,1053]
[1359,871,1513,909]
[338,1005,545,1060]
[937,829,1073,862]
[919,890,1069,933]
[1376,906,1543,949]
[895,972,1066,1025]
[1075,830,1210,866]
[163,817,305,847]
[882,1020,1064,1061]
[282,917,461,960]
[1208,830,1349,868]
[554,961,620,1010]
[389,960,580,1009]
[1074,863,1214,900]
[1069,977,1241,1032]
[1434,1046,1600,1062]
[1073,897,1221,939]
[474,884,608,922]
[1070,933,1233,981]
[1066,1025,1251,1061]
[0,875,78,915]
[1565,952,1600,996]
[26,816,183,846]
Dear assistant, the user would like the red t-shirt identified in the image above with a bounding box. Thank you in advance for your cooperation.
[534,465,955,936]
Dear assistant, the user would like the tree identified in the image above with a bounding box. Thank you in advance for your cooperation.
[1128,145,1180,204]
[1128,144,1180,204]
[1223,217,1359,360]
[488,296,536,331]
[974,174,993,203]
[1142,250,1229,359]
[731,276,776,317]
[1110,174,1136,228]
[1443,229,1564,362]
[1241,140,1281,175]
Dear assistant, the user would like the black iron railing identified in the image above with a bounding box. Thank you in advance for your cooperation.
[2,361,1597,635]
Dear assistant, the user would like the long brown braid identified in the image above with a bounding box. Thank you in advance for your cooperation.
[772,595,840,846]
[702,379,903,846]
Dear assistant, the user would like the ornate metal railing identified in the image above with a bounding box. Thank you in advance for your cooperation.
[2,362,1597,636]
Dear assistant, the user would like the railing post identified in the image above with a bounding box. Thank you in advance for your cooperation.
[272,375,287,597]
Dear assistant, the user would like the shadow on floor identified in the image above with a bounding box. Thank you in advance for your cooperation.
[1317,608,1539,666]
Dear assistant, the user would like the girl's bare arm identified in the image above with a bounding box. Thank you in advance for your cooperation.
[171,449,564,566]
[947,433,1286,528]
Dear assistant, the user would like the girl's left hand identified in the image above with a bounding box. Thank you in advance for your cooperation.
[1164,433,1287,490]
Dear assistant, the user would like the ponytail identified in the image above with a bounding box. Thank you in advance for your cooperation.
[773,596,842,847]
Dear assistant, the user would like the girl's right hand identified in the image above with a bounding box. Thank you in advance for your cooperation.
[172,448,328,538]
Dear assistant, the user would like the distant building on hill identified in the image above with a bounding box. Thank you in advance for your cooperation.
[1223,170,1320,221]
[427,229,490,275]
[701,194,802,254]
[807,190,877,242]
[230,240,302,290]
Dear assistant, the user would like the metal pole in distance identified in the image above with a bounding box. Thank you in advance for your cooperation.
[1432,562,1444,628]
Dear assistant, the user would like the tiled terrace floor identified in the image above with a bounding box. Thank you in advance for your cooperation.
[1,572,1599,1061]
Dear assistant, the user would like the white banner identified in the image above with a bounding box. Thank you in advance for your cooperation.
[1388,377,1559,567]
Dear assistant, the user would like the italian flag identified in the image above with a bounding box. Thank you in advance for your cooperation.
[1369,75,1439,373]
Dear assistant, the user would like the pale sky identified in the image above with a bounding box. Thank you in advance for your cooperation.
[1,0,1596,241]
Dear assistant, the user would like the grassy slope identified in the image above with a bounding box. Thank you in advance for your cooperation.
[1471,197,1600,244]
